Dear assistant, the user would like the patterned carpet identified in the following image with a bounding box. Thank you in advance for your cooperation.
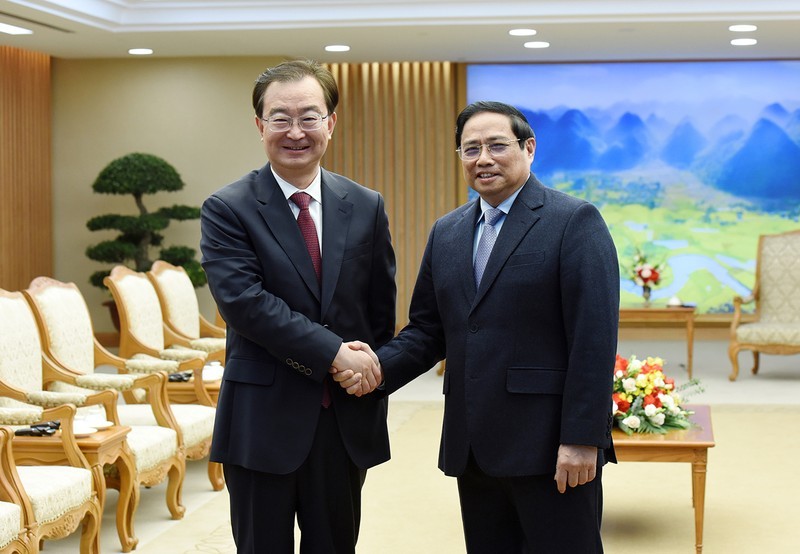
[119,401,800,554]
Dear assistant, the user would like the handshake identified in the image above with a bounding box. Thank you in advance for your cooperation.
[329,341,381,397]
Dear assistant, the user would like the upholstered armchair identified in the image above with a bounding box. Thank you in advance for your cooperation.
[104,265,220,406]
[1,285,187,541]
[0,428,28,554]
[0,404,101,553]
[147,260,226,365]
[23,278,222,492]
[729,229,800,381]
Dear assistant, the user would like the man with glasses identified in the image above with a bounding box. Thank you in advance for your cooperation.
[200,59,396,553]
[336,101,618,552]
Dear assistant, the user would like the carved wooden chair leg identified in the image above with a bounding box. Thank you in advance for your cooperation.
[751,351,760,375]
[728,345,740,381]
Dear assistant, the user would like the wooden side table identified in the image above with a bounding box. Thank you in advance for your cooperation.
[612,404,715,553]
[619,306,696,377]
[12,425,139,552]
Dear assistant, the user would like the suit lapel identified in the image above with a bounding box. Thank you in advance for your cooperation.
[319,171,353,321]
[472,177,544,310]
[256,165,321,302]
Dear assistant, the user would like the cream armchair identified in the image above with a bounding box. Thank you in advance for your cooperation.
[147,260,226,365]
[0,285,187,545]
[104,265,220,406]
[23,278,222,492]
[0,404,101,554]
[729,229,800,381]
[0,427,28,554]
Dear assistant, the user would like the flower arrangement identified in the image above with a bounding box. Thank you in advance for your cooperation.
[612,354,703,435]
[629,248,664,288]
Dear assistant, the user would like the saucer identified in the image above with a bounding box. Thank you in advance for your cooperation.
[72,427,98,438]
[86,420,113,430]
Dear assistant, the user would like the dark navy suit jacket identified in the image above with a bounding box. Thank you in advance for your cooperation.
[200,163,396,473]
[378,175,618,477]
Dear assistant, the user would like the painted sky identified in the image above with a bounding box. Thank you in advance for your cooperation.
[468,60,800,130]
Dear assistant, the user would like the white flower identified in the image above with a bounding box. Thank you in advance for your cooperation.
[635,373,649,387]
[640,267,653,279]
[668,406,681,416]
[644,403,658,417]
[622,378,637,393]
[615,369,625,378]
[658,393,675,408]
[622,415,641,429]
[649,412,665,426]
[629,358,644,371]
[654,376,665,388]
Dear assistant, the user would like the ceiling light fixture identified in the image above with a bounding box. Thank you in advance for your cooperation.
[729,24,758,32]
[509,29,537,37]
[524,41,550,49]
[731,38,757,46]
[128,48,153,55]
[325,45,350,52]
[0,22,33,35]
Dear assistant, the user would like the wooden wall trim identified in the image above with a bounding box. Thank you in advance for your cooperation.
[325,61,463,326]
[0,46,52,291]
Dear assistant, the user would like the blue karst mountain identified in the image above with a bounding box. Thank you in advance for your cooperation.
[713,118,800,199]
[597,112,652,171]
[785,109,800,145]
[661,120,708,169]
[708,114,749,143]
[537,109,601,173]
[761,102,791,126]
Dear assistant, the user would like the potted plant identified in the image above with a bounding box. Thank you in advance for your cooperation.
[86,152,206,303]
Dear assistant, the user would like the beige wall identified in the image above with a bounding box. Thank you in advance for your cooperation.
[52,56,283,331]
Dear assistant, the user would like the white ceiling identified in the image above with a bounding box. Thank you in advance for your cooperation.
[1,0,799,62]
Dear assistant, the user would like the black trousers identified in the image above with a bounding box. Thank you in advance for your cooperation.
[456,451,604,554]
[224,407,366,554]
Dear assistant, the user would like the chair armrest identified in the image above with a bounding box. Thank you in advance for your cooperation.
[199,314,226,338]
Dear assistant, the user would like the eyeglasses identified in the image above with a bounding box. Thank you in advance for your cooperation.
[456,138,526,161]
[260,113,330,132]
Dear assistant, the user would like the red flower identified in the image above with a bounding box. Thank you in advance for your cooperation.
[614,355,628,373]
[612,393,630,414]
[642,394,662,408]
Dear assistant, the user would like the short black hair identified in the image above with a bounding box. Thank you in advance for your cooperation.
[252,59,339,118]
[455,101,535,147]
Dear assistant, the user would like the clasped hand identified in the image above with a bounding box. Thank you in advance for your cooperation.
[329,341,381,396]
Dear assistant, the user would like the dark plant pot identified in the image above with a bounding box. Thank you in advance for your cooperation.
[102,299,121,332]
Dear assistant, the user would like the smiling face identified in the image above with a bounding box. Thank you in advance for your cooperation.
[255,75,337,188]
[459,111,535,206]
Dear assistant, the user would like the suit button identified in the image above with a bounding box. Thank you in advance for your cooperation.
[286,358,293,365]
[304,368,312,376]
[293,362,300,369]
[469,324,479,333]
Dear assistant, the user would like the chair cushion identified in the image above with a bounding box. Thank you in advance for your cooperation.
[30,286,96,373]
[160,346,208,362]
[189,337,226,354]
[125,425,179,473]
[0,294,45,393]
[0,501,22,549]
[118,404,215,450]
[125,354,180,374]
[736,322,800,345]
[152,268,202,338]
[16,465,93,524]
[0,406,44,425]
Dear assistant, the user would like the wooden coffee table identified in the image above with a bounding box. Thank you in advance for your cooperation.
[619,306,696,377]
[612,404,714,553]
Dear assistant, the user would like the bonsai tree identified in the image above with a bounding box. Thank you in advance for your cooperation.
[86,152,206,288]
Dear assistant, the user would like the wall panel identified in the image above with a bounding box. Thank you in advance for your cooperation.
[325,61,462,326]
[0,46,52,291]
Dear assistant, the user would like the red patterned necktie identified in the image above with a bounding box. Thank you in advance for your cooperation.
[289,192,322,283]
[289,191,330,407]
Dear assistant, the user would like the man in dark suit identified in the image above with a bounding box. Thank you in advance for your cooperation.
[336,101,618,552]
[200,59,396,553]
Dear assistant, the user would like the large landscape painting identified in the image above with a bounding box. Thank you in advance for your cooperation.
[468,61,800,313]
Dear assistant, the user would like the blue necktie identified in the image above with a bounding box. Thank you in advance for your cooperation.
[474,207,504,286]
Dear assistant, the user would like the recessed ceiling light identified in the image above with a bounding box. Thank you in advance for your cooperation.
[509,29,537,37]
[128,48,153,55]
[729,24,758,32]
[0,22,33,35]
[524,41,550,49]
[325,45,350,52]
[731,38,758,46]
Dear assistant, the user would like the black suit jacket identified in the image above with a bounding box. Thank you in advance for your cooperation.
[200,163,396,473]
[378,175,619,477]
